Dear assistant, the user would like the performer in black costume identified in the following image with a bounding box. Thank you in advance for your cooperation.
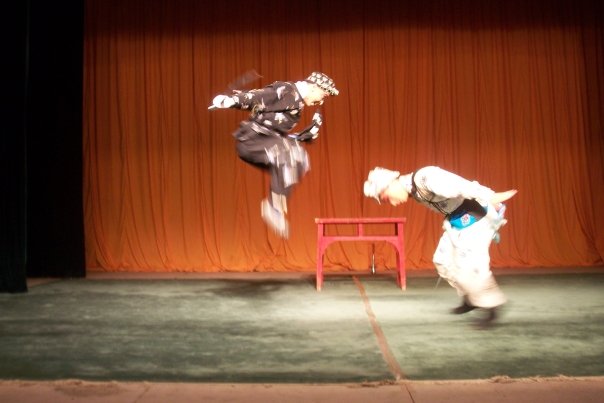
[209,72,338,238]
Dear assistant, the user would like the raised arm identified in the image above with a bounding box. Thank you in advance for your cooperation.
[208,87,276,110]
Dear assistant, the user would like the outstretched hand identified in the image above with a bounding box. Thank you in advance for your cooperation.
[208,94,235,110]
[491,189,518,204]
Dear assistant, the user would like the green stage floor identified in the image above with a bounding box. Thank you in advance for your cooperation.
[1,271,603,383]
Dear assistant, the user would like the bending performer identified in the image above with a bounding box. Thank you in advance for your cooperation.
[364,166,517,327]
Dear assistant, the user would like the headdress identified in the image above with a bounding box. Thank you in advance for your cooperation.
[305,72,339,96]
[363,167,401,203]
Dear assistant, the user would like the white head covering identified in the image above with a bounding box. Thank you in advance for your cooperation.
[363,167,400,203]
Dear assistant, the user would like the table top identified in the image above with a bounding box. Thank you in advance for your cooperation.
[315,217,406,224]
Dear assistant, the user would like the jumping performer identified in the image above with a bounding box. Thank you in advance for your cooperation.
[363,166,517,327]
[209,72,338,238]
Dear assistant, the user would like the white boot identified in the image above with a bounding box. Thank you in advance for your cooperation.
[261,199,289,239]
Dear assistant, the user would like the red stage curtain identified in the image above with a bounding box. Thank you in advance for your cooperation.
[83,0,604,272]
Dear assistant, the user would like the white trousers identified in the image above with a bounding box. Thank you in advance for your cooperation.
[432,204,507,309]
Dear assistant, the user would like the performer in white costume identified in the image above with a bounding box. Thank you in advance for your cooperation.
[364,166,517,327]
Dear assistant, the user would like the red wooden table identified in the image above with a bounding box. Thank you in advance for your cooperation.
[315,217,406,291]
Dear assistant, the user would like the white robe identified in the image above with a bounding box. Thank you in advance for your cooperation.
[412,166,507,308]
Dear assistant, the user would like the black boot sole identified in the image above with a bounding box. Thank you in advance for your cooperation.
[450,303,477,315]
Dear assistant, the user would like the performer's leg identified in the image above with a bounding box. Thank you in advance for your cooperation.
[434,228,477,314]
[235,129,272,168]
[434,223,467,290]
[433,230,455,283]
[258,137,310,238]
[453,219,506,326]
[456,253,506,310]
[233,131,289,237]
